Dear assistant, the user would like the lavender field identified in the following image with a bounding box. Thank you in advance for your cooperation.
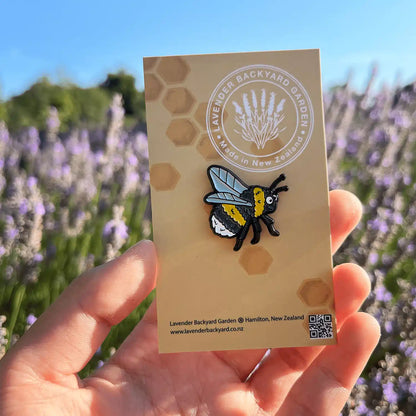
[0,75,416,415]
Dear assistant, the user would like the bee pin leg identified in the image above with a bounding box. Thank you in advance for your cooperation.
[261,214,280,236]
[234,240,243,251]
[250,219,262,244]
[234,222,251,251]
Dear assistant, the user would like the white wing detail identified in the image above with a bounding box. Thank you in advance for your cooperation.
[208,166,248,196]
[205,192,252,207]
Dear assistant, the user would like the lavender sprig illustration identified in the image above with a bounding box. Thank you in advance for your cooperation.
[232,89,286,149]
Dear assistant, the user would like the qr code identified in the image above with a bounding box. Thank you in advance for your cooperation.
[308,314,333,339]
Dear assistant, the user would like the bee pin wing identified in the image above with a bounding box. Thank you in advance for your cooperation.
[204,192,253,207]
[208,166,248,196]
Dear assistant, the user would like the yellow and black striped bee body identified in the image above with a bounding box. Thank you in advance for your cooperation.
[204,165,289,251]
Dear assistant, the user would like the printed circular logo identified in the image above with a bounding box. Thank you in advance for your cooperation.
[206,64,314,172]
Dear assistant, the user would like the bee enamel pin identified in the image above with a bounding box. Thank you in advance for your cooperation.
[204,165,289,251]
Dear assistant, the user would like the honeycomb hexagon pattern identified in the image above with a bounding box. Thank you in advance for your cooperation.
[197,134,221,161]
[143,57,159,71]
[194,103,228,130]
[297,278,332,307]
[194,103,208,129]
[166,119,198,146]
[239,246,273,275]
[144,74,163,101]
[150,163,181,191]
[157,56,190,84]
[163,88,195,115]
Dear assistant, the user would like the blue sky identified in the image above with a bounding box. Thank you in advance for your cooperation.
[1,1,416,98]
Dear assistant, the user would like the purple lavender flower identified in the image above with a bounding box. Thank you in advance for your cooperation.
[27,176,38,189]
[103,219,128,240]
[368,218,389,233]
[367,151,380,166]
[403,175,412,186]
[375,286,392,302]
[368,199,377,209]
[368,252,379,265]
[392,212,403,225]
[382,381,398,404]
[6,228,19,240]
[33,253,43,262]
[406,243,415,254]
[384,321,393,333]
[0,122,9,143]
[346,142,358,156]
[34,202,45,216]
[6,152,19,167]
[23,127,40,154]
[19,200,29,215]
[370,371,383,390]
[102,206,129,260]
[46,107,60,132]
[379,175,393,187]
[133,132,149,158]
[392,111,411,128]
[372,129,387,143]
[26,314,37,325]
[128,154,138,167]
[93,150,104,164]
[356,377,366,385]
[62,164,71,177]
[403,346,414,357]
[336,137,347,149]
[370,108,381,120]
[356,401,369,415]
[143,171,150,183]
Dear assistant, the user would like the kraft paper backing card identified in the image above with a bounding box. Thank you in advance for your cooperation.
[143,49,336,353]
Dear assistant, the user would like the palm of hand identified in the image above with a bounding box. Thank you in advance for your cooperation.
[0,191,380,416]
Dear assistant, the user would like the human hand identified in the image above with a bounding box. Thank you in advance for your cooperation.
[0,190,380,416]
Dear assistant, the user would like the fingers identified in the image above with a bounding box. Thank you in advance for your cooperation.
[90,301,161,383]
[329,190,362,254]
[248,263,370,411]
[332,263,371,324]
[278,313,380,416]
[202,191,363,383]
[6,240,157,379]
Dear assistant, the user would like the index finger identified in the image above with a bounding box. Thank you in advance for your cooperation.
[329,189,362,254]
[1,240,157,380]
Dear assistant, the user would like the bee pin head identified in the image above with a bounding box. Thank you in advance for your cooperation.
[264,173,289,212]
[204,165,289,251]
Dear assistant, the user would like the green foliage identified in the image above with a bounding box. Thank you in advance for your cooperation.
[1,72,146,132]
[100,71,146,122]
[69,87,112,126]
[0,100,6,121]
